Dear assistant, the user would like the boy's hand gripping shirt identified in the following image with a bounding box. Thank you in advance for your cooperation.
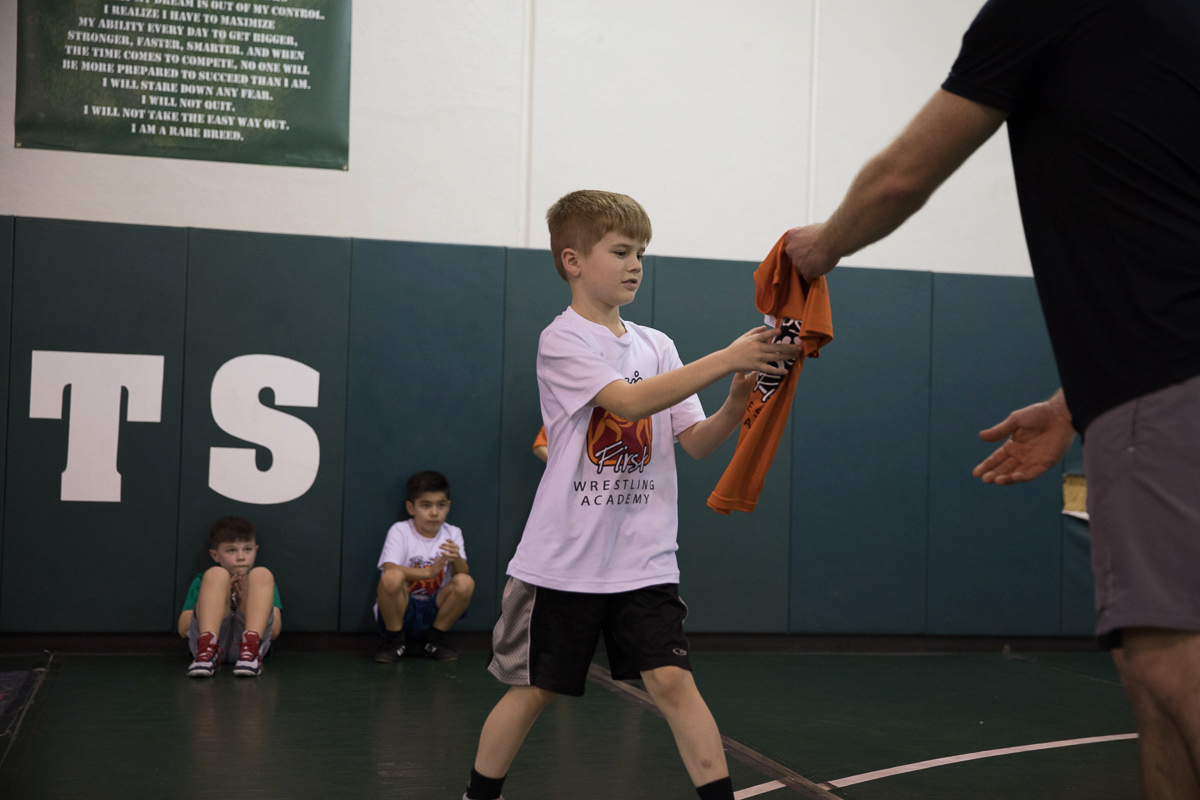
[377,520,467,598]
[707,233,833,514]
[507,308,706,593]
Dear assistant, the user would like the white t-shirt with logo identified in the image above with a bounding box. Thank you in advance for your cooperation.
[377,520,467,599]
[507,307,706,593]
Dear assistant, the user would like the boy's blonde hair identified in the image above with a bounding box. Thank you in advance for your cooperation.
[546,190,652,281]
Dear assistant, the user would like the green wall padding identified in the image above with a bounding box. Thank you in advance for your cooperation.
[3,219,187,631]
[1060,439,1093,634]
[0,215,1091,637]
[1061,515,1095,635]
[176,229,351,632]
[0,217,13,603]
[340,240,505,632]
[653,255,791,632]
[496,249,571,587]
[790,267,932,633]
[927,274,1064,635]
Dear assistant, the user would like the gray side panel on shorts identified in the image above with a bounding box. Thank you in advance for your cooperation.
[488,577,534,685]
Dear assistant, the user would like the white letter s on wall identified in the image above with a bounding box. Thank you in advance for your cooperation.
[208,354,321,505]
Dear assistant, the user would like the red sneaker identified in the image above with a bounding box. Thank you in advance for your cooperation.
[234,630,263,677]
[188,631,222,678]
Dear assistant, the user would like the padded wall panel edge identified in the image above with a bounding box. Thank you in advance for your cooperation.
[0,216,13,610]
[178,229,351,632]
[790,267,931,633]
[341,240,505,632]
[654,255,789,632]
[927,274,1062,635]
[4,218,187,631]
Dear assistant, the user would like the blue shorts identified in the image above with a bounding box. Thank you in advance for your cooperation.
[375,595,439,640]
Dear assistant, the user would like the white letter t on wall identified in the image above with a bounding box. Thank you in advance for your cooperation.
[29,351,165,502]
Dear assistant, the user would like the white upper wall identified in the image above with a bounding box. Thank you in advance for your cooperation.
[0,0,1031,276]
[813,0,1029,275]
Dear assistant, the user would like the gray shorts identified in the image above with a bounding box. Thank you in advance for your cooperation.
[1084,374,1200,638]
[189,610,275,664]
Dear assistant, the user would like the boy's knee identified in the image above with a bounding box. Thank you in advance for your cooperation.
[451,573,475,597]
[248,566,274,584]
[641,665,694,701]
[202,565,231,585]
[378,570,409,597]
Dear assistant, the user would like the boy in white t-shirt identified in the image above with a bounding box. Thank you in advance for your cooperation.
[463,191,802,800]
[375,471,475,662]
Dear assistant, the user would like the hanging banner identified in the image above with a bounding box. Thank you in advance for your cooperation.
[14,0,351,170]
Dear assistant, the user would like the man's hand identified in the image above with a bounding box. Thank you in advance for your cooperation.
[439,541,462,561]
[785,223,839,283]
[973,391,1075,485]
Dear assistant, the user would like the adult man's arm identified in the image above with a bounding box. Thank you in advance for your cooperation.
[972,388,1076,485]
[787,89,1008,282]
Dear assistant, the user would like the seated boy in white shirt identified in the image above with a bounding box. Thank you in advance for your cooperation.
[375,470,474,662]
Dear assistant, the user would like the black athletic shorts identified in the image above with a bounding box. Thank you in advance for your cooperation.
[487,577,691,697]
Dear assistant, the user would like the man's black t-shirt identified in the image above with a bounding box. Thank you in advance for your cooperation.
[942,0,1200,433]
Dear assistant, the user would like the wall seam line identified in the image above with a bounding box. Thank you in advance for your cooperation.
[805,0,821,223]
[336,238,355,631]
[495,248,511,619]
[171,227,193,629]
[0,218,16,626]
[924,272,935,634]
[518,0,537,248]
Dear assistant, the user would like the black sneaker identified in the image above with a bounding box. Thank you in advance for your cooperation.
[374,636,406,663]
[421,640,458,661]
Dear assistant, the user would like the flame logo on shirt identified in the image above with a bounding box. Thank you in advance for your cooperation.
[408,559,446,597]
[587,407,652,473]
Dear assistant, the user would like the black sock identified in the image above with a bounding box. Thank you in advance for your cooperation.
[426,627,446,644]
[465,767,505,800]
[385,629,405,646]
[696,776,734,800]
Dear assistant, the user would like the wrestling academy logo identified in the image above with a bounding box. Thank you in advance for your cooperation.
[586,371,651,474]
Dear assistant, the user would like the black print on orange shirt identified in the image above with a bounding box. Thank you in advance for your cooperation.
[753,318,802,402]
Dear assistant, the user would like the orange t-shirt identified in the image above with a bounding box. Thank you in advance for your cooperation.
[707,234,833,514]
[532,426,548,452]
